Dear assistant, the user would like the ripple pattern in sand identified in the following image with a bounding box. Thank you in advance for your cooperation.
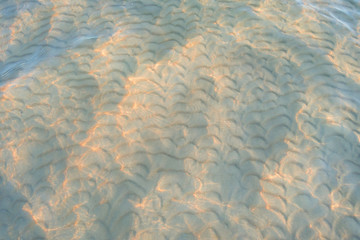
[0,0,360,239]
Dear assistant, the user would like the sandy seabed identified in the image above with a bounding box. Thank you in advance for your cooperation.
[0,0,360,239]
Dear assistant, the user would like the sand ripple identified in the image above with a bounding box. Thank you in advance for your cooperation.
[0,0,360,239]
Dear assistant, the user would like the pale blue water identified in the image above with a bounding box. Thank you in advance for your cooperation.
[0,0,360,239]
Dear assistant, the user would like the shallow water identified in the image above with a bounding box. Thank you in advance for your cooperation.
[0,0,360,239]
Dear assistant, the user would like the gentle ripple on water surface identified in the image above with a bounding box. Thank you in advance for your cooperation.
[0,0,360,239]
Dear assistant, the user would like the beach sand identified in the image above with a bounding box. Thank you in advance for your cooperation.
[0,0,360,239]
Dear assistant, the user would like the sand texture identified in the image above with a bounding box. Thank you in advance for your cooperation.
[1,0,360,239]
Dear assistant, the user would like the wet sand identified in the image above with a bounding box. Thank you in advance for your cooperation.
[0,0,360,239]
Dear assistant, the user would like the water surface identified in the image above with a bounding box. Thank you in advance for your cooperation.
[0,0,360,239]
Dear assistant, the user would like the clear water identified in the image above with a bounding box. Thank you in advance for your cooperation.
[0,0,360,239]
